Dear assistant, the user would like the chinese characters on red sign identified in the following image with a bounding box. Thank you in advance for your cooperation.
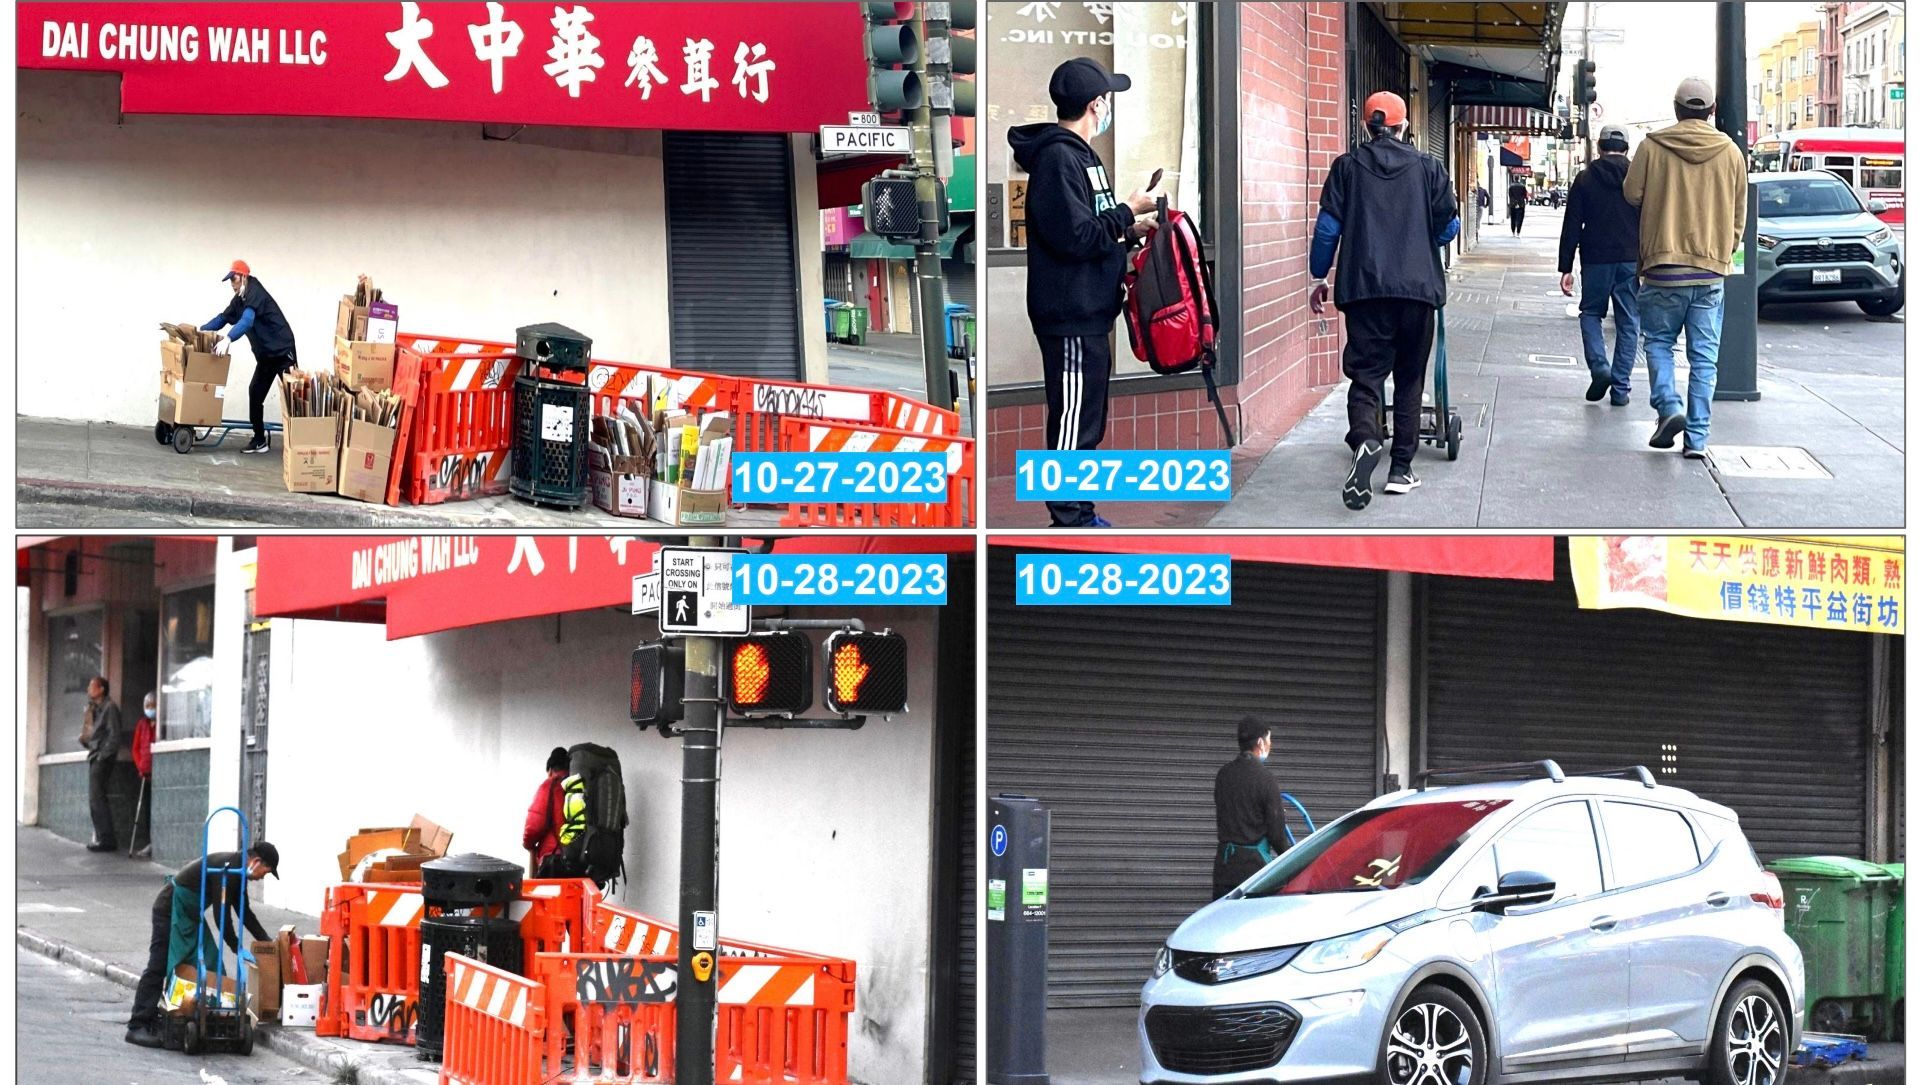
[20,2,864,133]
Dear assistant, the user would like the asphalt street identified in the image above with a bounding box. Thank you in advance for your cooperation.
[16,951,333,1085]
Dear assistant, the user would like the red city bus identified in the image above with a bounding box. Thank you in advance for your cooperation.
[1750,128,1904,225]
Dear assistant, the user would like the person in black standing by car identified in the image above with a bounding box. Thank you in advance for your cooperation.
[1309,91,1460,510]
[125,842,281,1048]
[1008,57,1159,528]
[1213,717,1289,900]
[1507,177,1529,235]
[81,675,123,853]
[202,259,297,455]
[1558,124,1644,407]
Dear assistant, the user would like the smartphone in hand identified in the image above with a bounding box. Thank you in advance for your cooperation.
[1148,168,1164,192]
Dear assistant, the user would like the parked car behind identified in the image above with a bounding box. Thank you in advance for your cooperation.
[1755,170,1904,316]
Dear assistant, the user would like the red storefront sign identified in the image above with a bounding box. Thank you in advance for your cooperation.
[19,2,865,133]
[256,535,972,639]
[993,536,1556,582]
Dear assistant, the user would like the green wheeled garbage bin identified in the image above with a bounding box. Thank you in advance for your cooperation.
[831,303,854,343]
[1881,862,1904,1040]
[1768,856,1900,1038]
[846,306,869,346]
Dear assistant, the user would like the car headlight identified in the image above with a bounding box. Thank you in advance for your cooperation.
[1153,945,1172,978]
[1291,926,1396,974]
[1867,227,1893,246]
[1757,233,1784,249]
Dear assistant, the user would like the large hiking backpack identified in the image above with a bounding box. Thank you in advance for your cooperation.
[1124,197,1235,445]
[559,742,628,888]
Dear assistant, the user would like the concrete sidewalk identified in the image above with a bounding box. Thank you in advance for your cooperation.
[1043,1005,1905,1085]
[1212,206,1904,527]
[15,824,443,1085]
[16,417,788,529]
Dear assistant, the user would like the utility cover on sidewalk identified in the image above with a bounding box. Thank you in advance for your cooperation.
[1711,446,1833,480]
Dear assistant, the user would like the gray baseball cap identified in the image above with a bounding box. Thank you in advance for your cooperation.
[1597,124,1632,146]
[1674,77,1715,110]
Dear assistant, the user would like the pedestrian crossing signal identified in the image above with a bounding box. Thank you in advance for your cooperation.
[631,641,684,728]
[823,632,909,716]
[728,633,813,717]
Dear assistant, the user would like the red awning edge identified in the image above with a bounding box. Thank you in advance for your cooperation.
[991,536,1556,582]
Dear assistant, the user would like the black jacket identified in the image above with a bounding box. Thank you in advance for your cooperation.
[1008,122,1137,337]
[173,852,271,947]
[1214,752,1287,855]
[1319,135,1457,310]
[220,276,297,363]
[84,699,122,763]
[1507,182,1529,210]
[1557,155,1641,272]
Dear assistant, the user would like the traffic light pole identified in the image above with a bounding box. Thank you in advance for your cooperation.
[676,533,725,1085]
[910,4,952,411]
[1714,0,1761,401]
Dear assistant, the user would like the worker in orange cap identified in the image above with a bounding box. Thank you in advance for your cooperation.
[1308,90,1460,510]
[201,259,297,454]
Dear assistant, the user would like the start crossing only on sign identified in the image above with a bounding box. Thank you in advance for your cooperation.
[658,546,751,637]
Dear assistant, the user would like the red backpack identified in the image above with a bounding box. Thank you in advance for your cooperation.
[1123,197,1235,445]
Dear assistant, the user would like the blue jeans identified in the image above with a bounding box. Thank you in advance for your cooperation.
[1578,262,1639,398]
[1637,280,1724,449]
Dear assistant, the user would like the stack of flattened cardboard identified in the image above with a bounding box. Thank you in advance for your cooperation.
[158,322,233,427]
[334,275,400,393]
[279,370,349,494]
[337,814,453,883]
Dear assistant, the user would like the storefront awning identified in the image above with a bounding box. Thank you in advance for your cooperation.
[937,224,970,260]
[20,3,867,134]
[849,232,915,260]
[992,537,1555,582]
[818,153,905,210]
[1461,105,1562,135]
[255,535,973,640]
[1382,2,1568,111]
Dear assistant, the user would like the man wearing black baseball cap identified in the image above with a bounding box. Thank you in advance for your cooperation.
[1558,123,1643,407]
[1008,56,1160,527]
[125,841,283,1048]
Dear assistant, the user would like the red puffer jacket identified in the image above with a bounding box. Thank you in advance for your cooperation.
[132,715,156,778]
[523,771,567,864]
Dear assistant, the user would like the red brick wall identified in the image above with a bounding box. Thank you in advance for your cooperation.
[986,2,1348,477]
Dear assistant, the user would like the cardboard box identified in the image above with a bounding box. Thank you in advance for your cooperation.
[410,814,454,857]
[281,415,340,494]
[337,416,399,504]
[335,295,369,342]
[366,300,399,345]
[334,335,397,392]
[277,925,301,985]
[647,482,728,527]
[589,444,653,518]
[251,939,282,1016]
[160,373,226,427]
[165,962,242,1015]
[299,938,330,986]
[282,983,324,1029]
[160,339,231,386]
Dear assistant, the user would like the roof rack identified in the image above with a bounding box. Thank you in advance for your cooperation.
[1568,765,1658,789]
[1413,760,1565,791]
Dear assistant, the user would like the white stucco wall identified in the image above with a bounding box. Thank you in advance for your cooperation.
[261,604,942,1085]
[19,69,676,427]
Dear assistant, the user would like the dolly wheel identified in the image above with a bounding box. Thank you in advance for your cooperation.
[181,1018,204,1055]
[173,427,195,454]
[1447,415,1463,461]
[238,1024,254,1057]
[155,422,173,445]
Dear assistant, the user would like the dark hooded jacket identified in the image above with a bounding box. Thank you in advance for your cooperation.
[1007,122,1137,336]
[1557,154,1641,272]
[1318,134,1458,310]
[217,276,297,363]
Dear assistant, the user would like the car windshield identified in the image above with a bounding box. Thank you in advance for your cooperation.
[1246,799,1510,896]
[1757,178,1865,217]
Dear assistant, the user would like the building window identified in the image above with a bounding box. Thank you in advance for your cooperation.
[159,585,216,741]
[46,610,105,756]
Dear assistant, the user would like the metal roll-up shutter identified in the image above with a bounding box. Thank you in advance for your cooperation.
[943,258,976,312]
[1421,551,1874,861]
[664,132,801,378]
[1426,74,1451,166]
[954,659,977,1085]
[1349,4,1410,147]
[823,252,856,305]
[987,550,1383,1008]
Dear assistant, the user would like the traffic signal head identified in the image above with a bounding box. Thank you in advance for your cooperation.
[864,2,923,114]
[863,176,923,240]
[728,632,813,717]
[1576,59,1599,106]
[631,641,685,728]
[823,631,909,716]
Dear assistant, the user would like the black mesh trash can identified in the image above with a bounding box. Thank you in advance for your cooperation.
[416,854,524,1063]
[511,374,591,509]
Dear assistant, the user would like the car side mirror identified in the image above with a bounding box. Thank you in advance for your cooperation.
[1473,870,1557,914]
[1868,199,1889,215]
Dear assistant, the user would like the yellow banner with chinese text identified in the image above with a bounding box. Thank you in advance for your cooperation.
[1569,536,1903,635]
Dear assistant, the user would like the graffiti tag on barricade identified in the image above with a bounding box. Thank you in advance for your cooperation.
[367,992,416,1037]
[751,383,873,422]
[575,959,678,1005]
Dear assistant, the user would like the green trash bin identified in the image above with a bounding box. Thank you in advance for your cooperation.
[846,306,868,346]
[1881,862,1904,1040]
[831,304,854,343]
[1768,856,1900,1038]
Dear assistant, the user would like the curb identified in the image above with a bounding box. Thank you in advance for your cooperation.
[15,926,424,1085]
[17,478,482,528]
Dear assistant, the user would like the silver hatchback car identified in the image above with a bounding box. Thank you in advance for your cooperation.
[1140,762,1803,1085]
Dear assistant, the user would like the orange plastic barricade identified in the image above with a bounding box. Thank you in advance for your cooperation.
[387,335,526,506]
[534,952,679,1083]
[590,899,830,962]
[319,879,597,1046]
[584,362,738,423]
[438,953,547,1085]
[776,418,976,528]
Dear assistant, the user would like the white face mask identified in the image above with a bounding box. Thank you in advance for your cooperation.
[1095,95,1113,137]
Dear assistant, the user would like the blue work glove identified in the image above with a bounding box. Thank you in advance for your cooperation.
[239,945,257,965]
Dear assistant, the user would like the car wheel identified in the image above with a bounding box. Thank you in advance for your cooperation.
[1708,979,1788,1085]
[1857,289,1904,316]
[1380,984,1488,1085]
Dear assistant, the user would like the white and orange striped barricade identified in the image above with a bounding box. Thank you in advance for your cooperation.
[438,952,547,1085]
[319,883,426,1043]
[388,335,527,507]
[714,954,857,1085]
[878,389,963,440]
[776,417,976,528]
[584,362,740,425]
[510,877,599,964]
[590,900,835,963]
[533,951,680,1083]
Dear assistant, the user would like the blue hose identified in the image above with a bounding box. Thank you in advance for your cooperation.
[1279,792,1317,846]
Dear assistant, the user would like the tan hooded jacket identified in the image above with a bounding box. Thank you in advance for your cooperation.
[1622,119,1748,277]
